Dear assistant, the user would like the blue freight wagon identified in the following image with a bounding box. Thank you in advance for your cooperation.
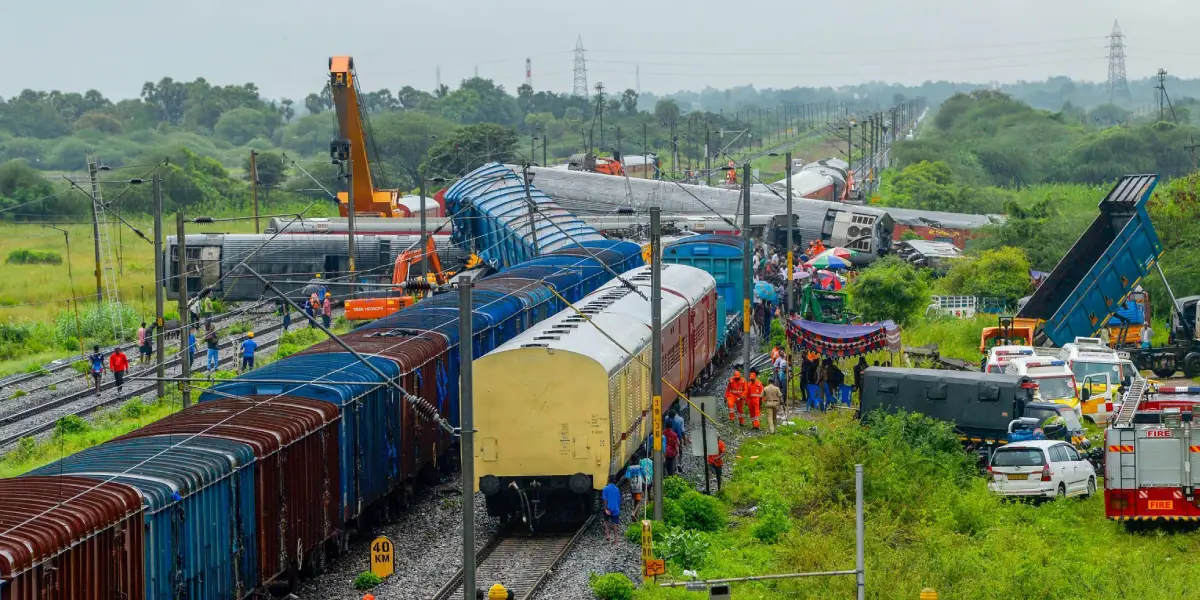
[1017,174,1163,347]
[31,436,259,600]
[203,353,403,524]
[445,162,607,269]
[663,234,747,350]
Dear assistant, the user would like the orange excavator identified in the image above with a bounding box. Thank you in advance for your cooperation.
[329,56,411,217]
[344,237,452,321]
[567,152,625,176]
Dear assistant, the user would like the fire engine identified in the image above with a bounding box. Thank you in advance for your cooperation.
[1104,383,1200,522]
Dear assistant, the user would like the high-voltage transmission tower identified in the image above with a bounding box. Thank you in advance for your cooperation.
[1107,20,1132,105]
[572,36,589,98]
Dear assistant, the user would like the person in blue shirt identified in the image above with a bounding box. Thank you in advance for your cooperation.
[624,458,647,516]
[187,330,196,366]
[601,475,621,544]
[240,332,258,373]
[87,345,105,394]
[671,409,686,446]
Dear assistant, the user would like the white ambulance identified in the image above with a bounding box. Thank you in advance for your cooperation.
[984,346,1035,374]
[1058,337,1132,424]
[1004,356,1082,419]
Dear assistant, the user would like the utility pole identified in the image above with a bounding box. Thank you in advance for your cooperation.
[542,134,548,167]
[616,126,621,159]
[784,152,794,409]
[176,213,191,409]
[332,140,355,295]
[650,207,664,521]
[742,163,752,381]
[670,120,678,179]
[153,176,165,399]
[522,165,539,257]
[704,125,711,186]
[249,150,261,233]
[459,279,476,600]
[419,177,429,280]
[88,162,103,303]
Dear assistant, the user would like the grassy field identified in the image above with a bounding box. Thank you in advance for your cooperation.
[634,412,1200,600]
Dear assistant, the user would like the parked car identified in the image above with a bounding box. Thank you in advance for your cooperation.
[987,440,1097,500]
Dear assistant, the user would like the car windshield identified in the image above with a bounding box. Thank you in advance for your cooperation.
[1071,360,1120,382]
[1035,376,1076,401]
[992,448,1046,467]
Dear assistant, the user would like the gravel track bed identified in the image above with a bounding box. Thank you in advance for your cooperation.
[296,480,500,600]
[0,304,274,422]
[0,309,292,452]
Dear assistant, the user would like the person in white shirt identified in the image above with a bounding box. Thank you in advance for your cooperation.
[1140,324,1153,349]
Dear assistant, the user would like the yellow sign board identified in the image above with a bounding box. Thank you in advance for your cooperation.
[641,520,653,561]
[652,396,662,451]
[370,536,394,578]
[743,299,751,333]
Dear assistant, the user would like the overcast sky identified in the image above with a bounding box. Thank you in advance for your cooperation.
[2,0,1196,101]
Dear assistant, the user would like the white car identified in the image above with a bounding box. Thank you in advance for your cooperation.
[987,440,1096,500]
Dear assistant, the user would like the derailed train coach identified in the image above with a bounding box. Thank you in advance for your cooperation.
[164,233,468,301]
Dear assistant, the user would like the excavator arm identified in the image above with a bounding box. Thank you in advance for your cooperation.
[329,56,402,217]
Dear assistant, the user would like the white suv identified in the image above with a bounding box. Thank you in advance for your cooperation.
[987,440,1096,500]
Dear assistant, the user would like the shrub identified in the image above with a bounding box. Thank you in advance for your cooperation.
[54,415,91,437]
[588,572,634,600]
[8,389,26,399]
[662,475,692,500]
[10,437,37,463]
[119,399,151,419]
[670,490,726,532]
[751,496,792,544]
[660,529,710,569]
[352,571,382,590]
[54,302,140,347]
[6,249,62,265]
[625,518,668,544]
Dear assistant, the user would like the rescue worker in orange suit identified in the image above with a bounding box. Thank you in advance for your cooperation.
[746,369,765,428]
[725,369,747,422]
[707,438,727,491]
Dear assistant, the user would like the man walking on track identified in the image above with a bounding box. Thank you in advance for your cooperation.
[725,369,747,423]
[664,424,680,476]
[88,345,105,395]
[108,347,129,395]
[602,475,621,543]
[746,369,765,428]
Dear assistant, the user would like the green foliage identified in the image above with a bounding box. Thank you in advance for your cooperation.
[941,246,1032,304]
[119,399,152,419]
[6,249,62,265]
[751,494,792,544]
[667,486,726,532]
[1144,174,1200,319]
[54,415,91,437]
[847,257,929,326]
[588,572,635,600]
[275,327,322,358]
[660,529,711,570]
[423,122,519,177]
[8,389,26,399]
[352,571,383,590]
[662,475,692,501]
[0,320,53,361]
[901,314,995,362]
[54,301,140,347]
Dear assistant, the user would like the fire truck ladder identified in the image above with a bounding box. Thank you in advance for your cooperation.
[1112,377,1149,428]
[87,153,124,341]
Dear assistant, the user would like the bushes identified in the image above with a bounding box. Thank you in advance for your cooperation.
[0,321,53,361]
[54,415,91,437]
[751,495,792,544]
[6,249,62,264]
[53,301,140,348]
[660,529,710,570]
[588,573,634,600]
[352,571,382,590]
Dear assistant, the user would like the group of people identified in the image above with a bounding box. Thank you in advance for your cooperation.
[87,345,129,395]
[723,366,784,433]
[304,287,334,329]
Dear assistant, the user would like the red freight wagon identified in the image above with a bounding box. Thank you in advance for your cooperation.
[0,476,145,600]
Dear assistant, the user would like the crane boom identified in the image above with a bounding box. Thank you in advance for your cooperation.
[329,56,403,217]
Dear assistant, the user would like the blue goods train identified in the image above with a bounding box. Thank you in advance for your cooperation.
[445,162,608,269]
[8,240,642,600]
[662,234,748,354]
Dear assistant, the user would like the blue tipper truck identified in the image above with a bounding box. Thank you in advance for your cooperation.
[1016,174,1164,348]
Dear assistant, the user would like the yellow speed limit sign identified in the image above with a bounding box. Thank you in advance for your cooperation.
[370,536,394,578]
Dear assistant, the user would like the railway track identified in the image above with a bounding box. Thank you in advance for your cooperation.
[0,302,273,397]
[431,516,595,600]
[0,321,287,448]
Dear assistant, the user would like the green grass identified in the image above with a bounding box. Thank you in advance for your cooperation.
[0,349,75,377]
[901,314,996,363]
[634,411,1200,600]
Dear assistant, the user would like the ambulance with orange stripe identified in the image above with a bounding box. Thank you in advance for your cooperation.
[1003,357,1082,419]
[1105,386,1200,522]
[1058,337,1144,424]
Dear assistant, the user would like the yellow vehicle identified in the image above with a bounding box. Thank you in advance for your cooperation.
[1004,356,1081,419]
[1058,337,1148,424]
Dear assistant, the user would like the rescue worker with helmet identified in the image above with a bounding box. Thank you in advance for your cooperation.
[746,369,765,428]
[725,368,747,422]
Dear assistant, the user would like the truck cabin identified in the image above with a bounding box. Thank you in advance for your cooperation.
[1169,296,1200,343]
[979,326,1035,353]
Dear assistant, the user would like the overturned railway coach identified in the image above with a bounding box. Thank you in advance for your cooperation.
[473,263,718,525]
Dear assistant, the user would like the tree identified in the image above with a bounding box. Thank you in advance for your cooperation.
[655,99,681,123]
[942,247,1032,304]
[370,111,455,188]
[214,107,269,145]
[140,77,188,124]
[245,151,287,199]
[422,123,519,177]
[621,89,639,115]
[398,86,433,110]
[304,87,333,114]
[280,98,295,123]
[848,257,929,326]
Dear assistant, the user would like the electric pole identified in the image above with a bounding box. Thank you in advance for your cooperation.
[459,278,476,600]
[784,152,794,408]
[742,163,752,381]
[153,176,165,399]
[176,213,191,409]
[331,140,355,295]
[651,206,664,521]
[249,149,260,233]
[420,176,429,280]
[88,161,103,303]
[704,125,711,186]
[522,165,539,257]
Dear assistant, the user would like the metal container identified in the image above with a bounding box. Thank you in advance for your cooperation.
[29,436,258,600]
[202,353,403,524]
[0,476,145,600]
[117,397,341,589]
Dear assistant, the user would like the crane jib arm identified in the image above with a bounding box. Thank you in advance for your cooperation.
[329,55,400,217]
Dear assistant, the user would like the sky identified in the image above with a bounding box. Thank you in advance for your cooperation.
[2,0,1198,101]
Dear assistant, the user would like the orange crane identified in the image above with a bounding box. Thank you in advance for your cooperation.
[328,56,407,217]
[344,237,452,321]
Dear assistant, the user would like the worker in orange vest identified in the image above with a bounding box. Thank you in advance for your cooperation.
[725,369,747,422]
[707,438,727,491]
[746,369,765,429]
